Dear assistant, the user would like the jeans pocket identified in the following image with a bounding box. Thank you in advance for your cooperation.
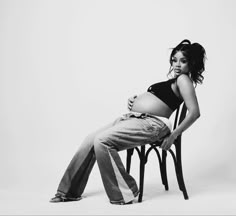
[143,117,171,142]
[144,116,163,131]
[157,125,171,141]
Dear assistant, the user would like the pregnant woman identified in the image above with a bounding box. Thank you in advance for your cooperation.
[50,39,206,205]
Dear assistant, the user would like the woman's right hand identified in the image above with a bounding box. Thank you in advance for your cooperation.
[128,95,137,111]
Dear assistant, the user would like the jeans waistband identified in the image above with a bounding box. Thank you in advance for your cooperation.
[129,111,172,131]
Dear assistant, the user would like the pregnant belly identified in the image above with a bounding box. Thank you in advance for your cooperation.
[131,92,173,117]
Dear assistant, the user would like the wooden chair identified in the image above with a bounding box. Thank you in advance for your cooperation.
[126,103,188,202]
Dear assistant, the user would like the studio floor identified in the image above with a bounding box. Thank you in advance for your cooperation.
[0,163,235,216]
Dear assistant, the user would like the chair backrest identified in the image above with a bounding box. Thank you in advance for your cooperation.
[173,103,187,129]
[172,103,187,143]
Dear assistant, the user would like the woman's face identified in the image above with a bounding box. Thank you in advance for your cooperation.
[171,51,190,76]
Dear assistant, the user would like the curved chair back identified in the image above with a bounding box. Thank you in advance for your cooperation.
[173,103,187,145]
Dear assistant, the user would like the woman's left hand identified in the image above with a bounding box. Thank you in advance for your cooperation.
[160,134,176,151]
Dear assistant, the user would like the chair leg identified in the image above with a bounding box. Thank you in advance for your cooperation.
[161,150,169,191]
[176,162,189,200]
[138,145,146,202]
[126,149,134,174]
[175,144,189,200]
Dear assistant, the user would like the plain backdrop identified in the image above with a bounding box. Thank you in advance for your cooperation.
[0,0,236,215]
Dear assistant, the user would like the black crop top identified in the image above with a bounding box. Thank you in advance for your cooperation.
[147,79,183,111]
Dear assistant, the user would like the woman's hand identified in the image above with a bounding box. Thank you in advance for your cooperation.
[160,133,177,151]
[128,95,137,111]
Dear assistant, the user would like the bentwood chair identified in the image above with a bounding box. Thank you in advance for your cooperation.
[126,103,188,202]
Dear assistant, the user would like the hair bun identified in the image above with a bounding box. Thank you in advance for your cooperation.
[179,39,191,45]
[191,43,206,57]
[175,39,191,50]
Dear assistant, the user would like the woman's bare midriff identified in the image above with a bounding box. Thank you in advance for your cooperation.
[131,92,173,118]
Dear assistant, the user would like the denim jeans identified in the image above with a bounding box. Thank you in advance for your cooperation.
[55,112,171,204]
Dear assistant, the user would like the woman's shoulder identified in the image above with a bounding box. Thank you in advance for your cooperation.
[176,74,195,94]
[176,74,193,86]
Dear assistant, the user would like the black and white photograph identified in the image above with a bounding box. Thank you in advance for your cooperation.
[0,0,235,215]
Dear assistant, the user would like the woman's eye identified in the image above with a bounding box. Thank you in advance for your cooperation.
[172,58,187,64]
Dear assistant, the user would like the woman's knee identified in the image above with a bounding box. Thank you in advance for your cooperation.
[79,131,97,151]
[94,132,111,151]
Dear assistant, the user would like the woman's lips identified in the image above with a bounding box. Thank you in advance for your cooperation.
[174,68,181,73]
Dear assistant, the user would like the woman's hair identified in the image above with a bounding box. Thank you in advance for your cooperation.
[168,39,207,85]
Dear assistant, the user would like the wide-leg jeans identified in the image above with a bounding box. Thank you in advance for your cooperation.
[55,112,171,204]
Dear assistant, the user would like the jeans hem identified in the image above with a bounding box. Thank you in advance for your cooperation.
[109,190,140,204]
[56,191,82,200]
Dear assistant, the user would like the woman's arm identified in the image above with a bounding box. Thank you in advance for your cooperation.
[161,74,200,150]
